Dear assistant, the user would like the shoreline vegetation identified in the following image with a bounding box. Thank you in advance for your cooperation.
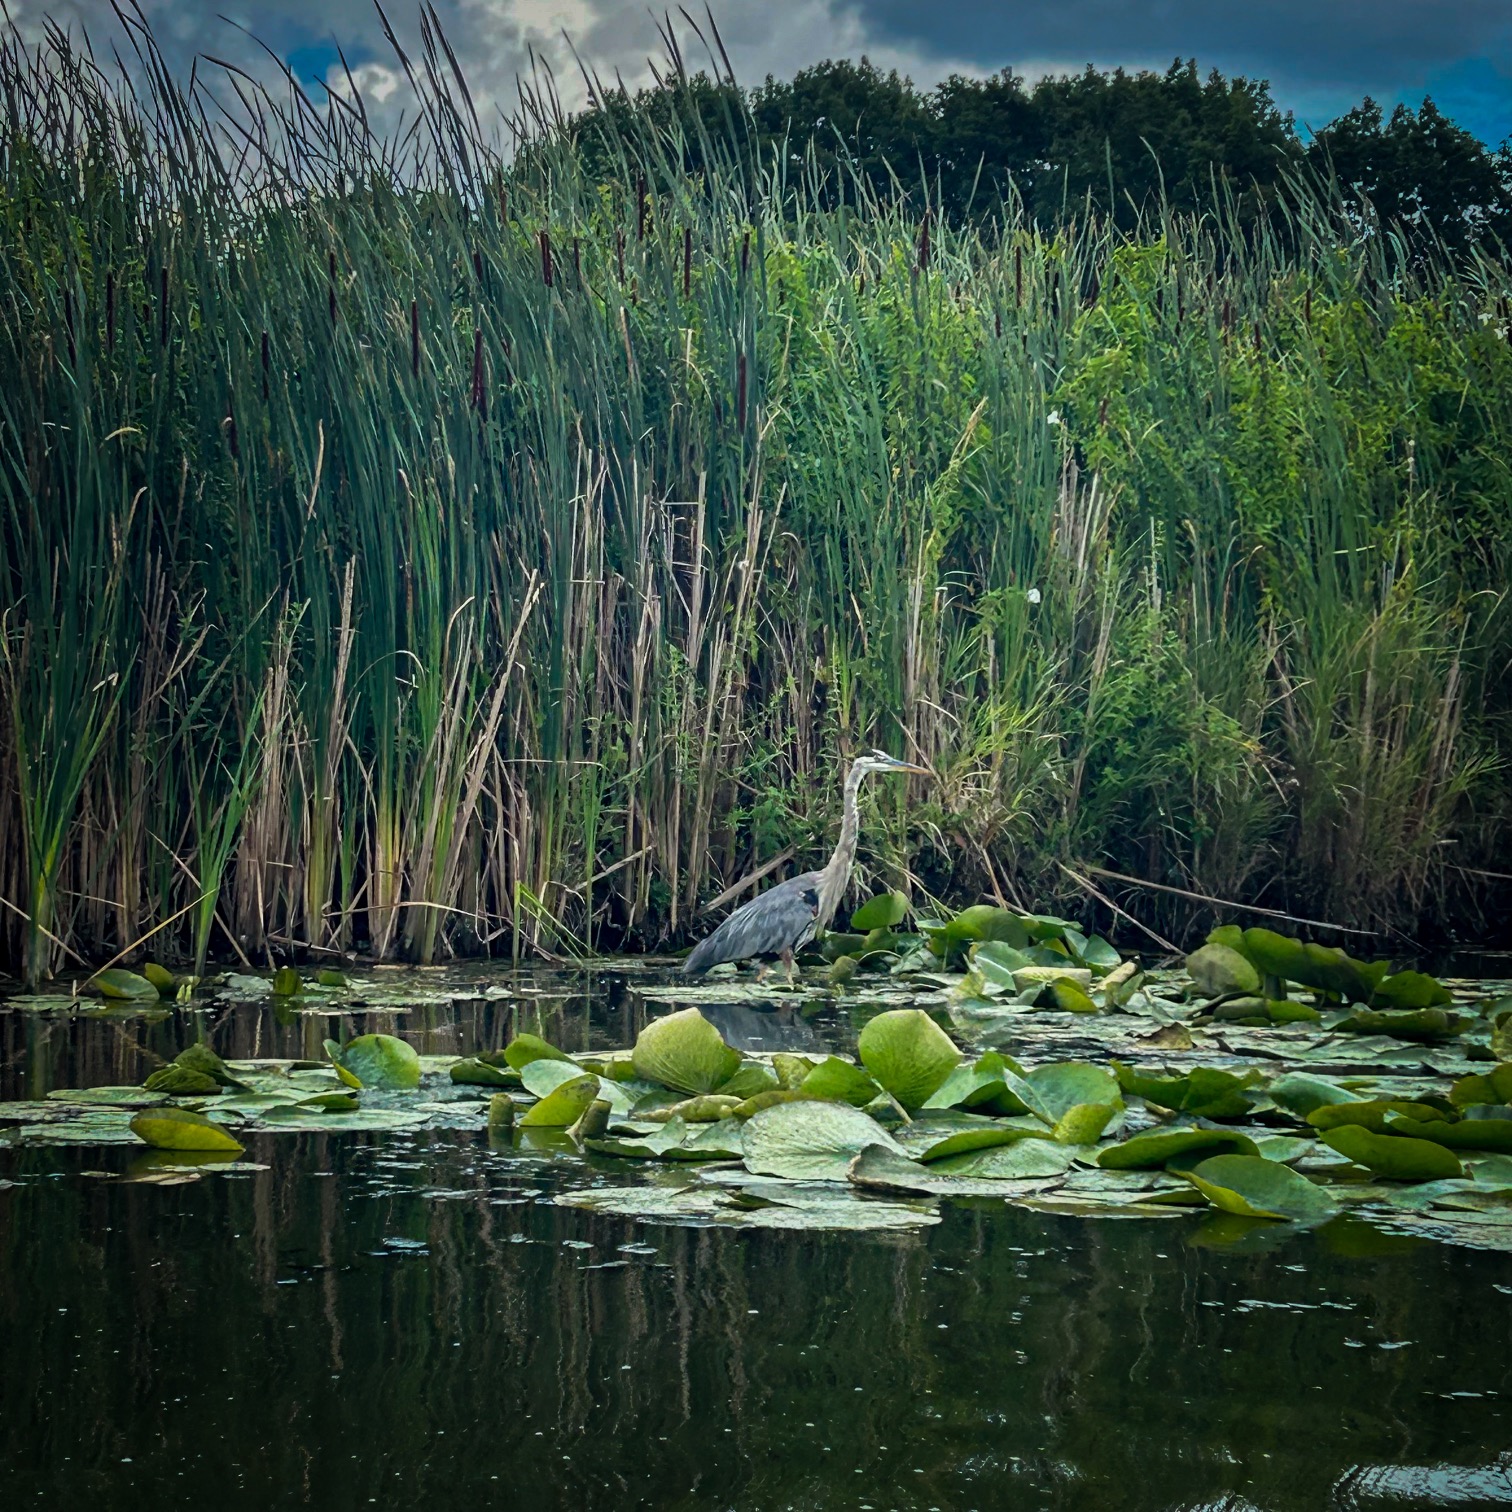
[1,17,1510,987]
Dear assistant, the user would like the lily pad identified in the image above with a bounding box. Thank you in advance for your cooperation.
[799,1056,881,1107]
[921,1051,1028,1114]
[930,1140,1080,1179]
[1384,1115,1512,1153]
[1372,971,1453,1011]
[857,1009,962,1108]
[1113,1063,1260,1119]
[142,963,177,993]
[742,1100,907,1180]
[339,1034,421,1091]
[129,1106,245,1153]
[93,968,161,1002]
[1182,1153,1338,1222]
[1267,1073,1362,1117]
[46,1086,168,1109]
[1320,1124,1463,1180]
[142,1065,220,1096]
[850,892,910,931]
[1334,1007,1466,1041]
[1306,1099,1446,1134]
[255,1107,432,1133]
[586,1115,744,1162]
[519,1074,600,1128]
[715,1063,781,1100]
[449,1057,519,1087]
[1186,944,1261,999]
[1097,1128,1260,1170]
[554,1183,939,1232]
[1011,1062,1122,1126]
[632,1009,741,1095]
[504,1033,576,1072]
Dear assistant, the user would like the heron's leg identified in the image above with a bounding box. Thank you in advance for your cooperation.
[780,946,795,985]
[753,962,770,984]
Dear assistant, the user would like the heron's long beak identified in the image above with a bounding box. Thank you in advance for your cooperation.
[888,759,930,775]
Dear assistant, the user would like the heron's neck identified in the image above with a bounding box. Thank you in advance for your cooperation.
[816,763,865,929]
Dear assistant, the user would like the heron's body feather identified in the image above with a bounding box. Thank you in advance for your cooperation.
[680,751,925,977]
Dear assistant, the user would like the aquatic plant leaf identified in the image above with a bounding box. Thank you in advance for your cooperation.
[1491,1006,1512,1062]
[850,892,909,931]
[503,1033,576,1072]
[713,1063,780,1100]
[47,1086,168,1108]
[255,1106,432,1132]
[857,1008,962,1108]
[522,1059,596,1099]
[1051,1102,1118,1144]
[1033,978,1099,1013]
[1384,1115,1512,1153]
[1186,944,1261,999]
[129,1106,245,1154]
[911,1120,1048,1163]
[93,968,160,1002]
[732,1089,822,1118]
[1306,1099,1446,1134]
[1321,1124,1463,1179]
[1371,971,1452,1011]
[799,1056,881,1107]
[1011,1062,1122,1125]
[742,1100,906,1180]
[970,941,1033,988]
[1013,965,1093,992]
[142,1064,220,1095]
[1112,1063,1259,1119]
[587,1115,744,1162]
[142,963,176,994]
[929,1140,1079,1179]
[640,1094,744,1123]
[271,967,302,996]
[771,1053,819,1090]
[519,1074,600,1128]
[1334,1007,1466,1041]
[1097,1128,1260,1170]
[322,1039,364,1089]
[554,1183,938,1232]
[340,1034,420,1090]
[295,1092,360,1112]
[316,969,348,988]
[632,1008,741,1095]
[922,1051,1028,1113]
[1182,1154,1338,1222]
[449,1057,518,1087]
[845,1143,1045,1197]
[1267,1074,1362,1117]
[1450,1064,1512,1108]
[1076,936,1123,974]
[1468,1153,1512,1184]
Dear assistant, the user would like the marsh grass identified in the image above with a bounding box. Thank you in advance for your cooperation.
[0,14,1509,983]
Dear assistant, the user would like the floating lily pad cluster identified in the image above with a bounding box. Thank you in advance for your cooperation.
[7,899,1512,1246]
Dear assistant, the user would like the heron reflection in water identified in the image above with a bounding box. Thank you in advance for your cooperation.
[682,750,929,982]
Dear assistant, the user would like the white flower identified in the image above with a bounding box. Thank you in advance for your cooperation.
[1046,410,1062,427]
[1026,587,1042,605]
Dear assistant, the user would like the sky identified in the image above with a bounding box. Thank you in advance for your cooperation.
[9,1,1512,147]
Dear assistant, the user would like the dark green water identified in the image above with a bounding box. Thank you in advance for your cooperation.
[2,971,1510,1511]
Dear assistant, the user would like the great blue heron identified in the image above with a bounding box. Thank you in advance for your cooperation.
[682,750,929,979]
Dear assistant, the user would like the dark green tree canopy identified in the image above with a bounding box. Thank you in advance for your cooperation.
[560,55,1512,248]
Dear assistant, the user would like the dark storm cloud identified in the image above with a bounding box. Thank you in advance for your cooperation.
[854,0,1512,96]
[7,2,1509,141]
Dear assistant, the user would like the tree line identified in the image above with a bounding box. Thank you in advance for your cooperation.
[565,57,1512,250]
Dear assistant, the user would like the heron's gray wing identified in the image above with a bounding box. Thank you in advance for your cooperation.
[682,873,823,975]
